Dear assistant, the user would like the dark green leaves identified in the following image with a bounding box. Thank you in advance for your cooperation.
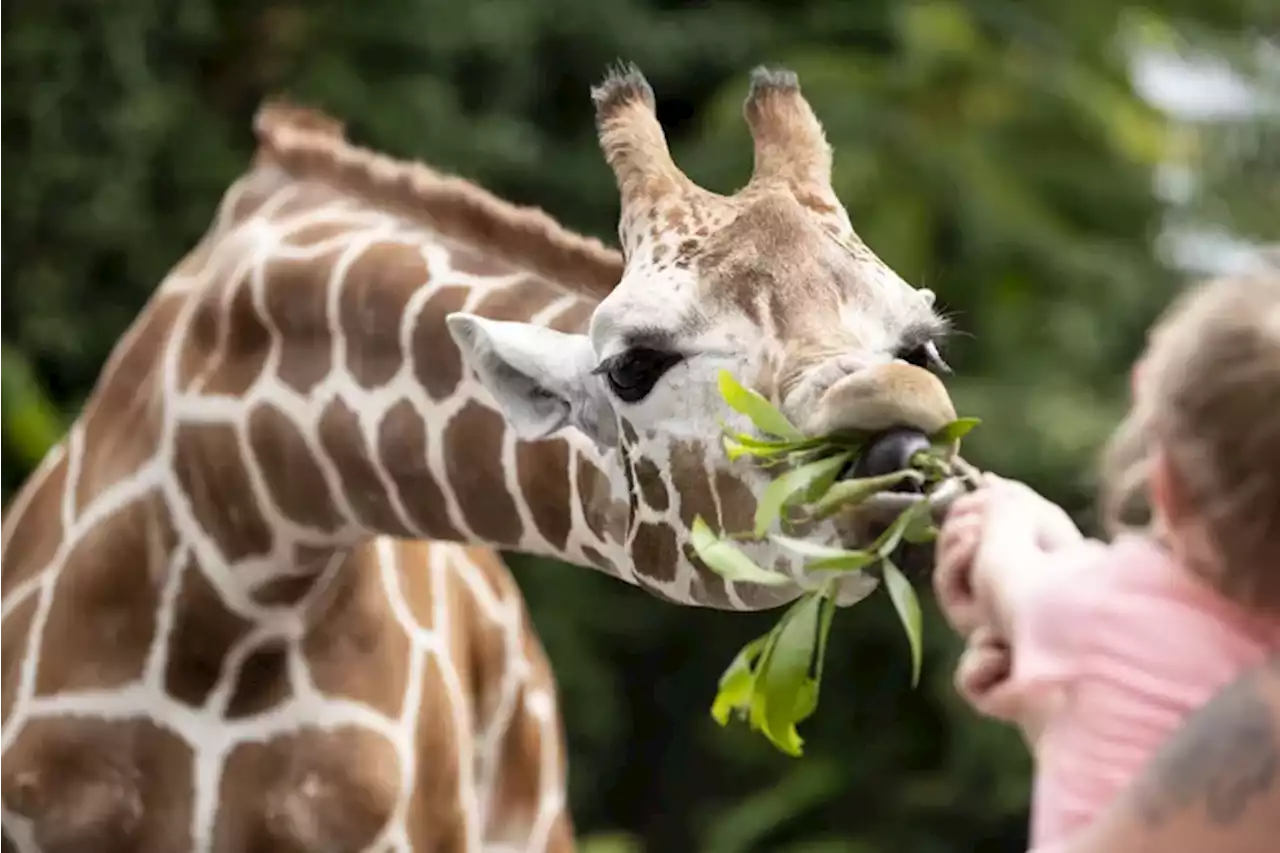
[703,374,985,756]
[709,584,839,756]
[882,559,924,687]
[754,452,852,536]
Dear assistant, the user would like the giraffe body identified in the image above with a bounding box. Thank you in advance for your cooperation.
[4,67,967,852]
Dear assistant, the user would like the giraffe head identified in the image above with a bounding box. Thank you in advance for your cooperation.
[447,65,961,603]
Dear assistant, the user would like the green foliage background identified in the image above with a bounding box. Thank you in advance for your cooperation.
[3,1,1275,850]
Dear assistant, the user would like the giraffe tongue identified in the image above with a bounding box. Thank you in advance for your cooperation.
[845,428,933,486]
[862,456,982,580]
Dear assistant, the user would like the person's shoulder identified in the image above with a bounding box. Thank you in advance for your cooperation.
[1035,536,1140,604]
[1034,535,1195,655]
[1079,533,1187,596]
[1073,534,1275,690]
[1105,535,1267,632]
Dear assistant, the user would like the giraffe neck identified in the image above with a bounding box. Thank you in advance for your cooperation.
[171,159,852,613]
[161,164,654,602]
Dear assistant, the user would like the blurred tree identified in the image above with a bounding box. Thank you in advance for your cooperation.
[3,0,1275,850]
[1,343,65,494]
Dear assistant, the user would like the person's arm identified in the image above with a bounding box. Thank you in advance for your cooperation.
[1064,654,1280,853]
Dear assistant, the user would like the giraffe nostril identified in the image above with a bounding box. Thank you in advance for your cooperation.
[845,428,931,491]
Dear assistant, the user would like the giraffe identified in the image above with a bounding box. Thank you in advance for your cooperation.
[1,64,965,852]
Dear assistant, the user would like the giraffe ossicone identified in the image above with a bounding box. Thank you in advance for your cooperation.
[2,63,962,852]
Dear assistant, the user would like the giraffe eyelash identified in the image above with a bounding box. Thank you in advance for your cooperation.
[593,347,685,403]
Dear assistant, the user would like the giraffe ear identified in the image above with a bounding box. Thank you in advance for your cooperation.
[445,313,618,446]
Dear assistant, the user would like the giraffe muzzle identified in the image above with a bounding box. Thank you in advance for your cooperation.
[833,427,968,524]
[802,363,965,523]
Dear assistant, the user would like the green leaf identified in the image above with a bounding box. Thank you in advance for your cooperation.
[722,433,816,465]
[910,450,953,482]
[931,417,982,444]
[810,582,839,690]
[717,370,804,441]
[768,534,861,561]
[755,593,826,756]
[903,521,939,545]
[723,436,769,463]
[754,453,852,536]
[746,612,790,734]
[710,634,770,725]
[807,469,926,518]
[726,431,824,453]
[882,559,924,687]
[903,509,939,544]
[807,550,880,573]
[871,500,932,559]
[689,517,792,586]
[770,533,878,573]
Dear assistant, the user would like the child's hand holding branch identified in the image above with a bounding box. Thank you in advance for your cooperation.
[935,474,1084,636]
[934,475,1089,738]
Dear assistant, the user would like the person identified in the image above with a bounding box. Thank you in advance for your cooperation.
[941,482,1280,853]
[931,270,1280,853]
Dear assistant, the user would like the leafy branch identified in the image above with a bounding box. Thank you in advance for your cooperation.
[692,370,982,756]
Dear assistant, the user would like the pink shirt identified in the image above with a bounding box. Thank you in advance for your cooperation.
[1001,533,1280,852]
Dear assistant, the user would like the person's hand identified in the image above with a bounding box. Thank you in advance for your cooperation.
[935,474,1084,638]
[955,624,1052,745]
[935,489,988,637]
[953,625,1017,722]
[982,473,1084,553]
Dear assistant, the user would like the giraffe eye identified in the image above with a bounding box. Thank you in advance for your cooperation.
[595,348,684,403]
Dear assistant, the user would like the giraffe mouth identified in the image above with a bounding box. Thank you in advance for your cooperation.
[820,476,967,582]
[832,428,972,525]
[857,475,967,522]
[823,449,975,576]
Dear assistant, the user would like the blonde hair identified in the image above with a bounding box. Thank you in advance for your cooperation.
[1101,266,1280,612]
